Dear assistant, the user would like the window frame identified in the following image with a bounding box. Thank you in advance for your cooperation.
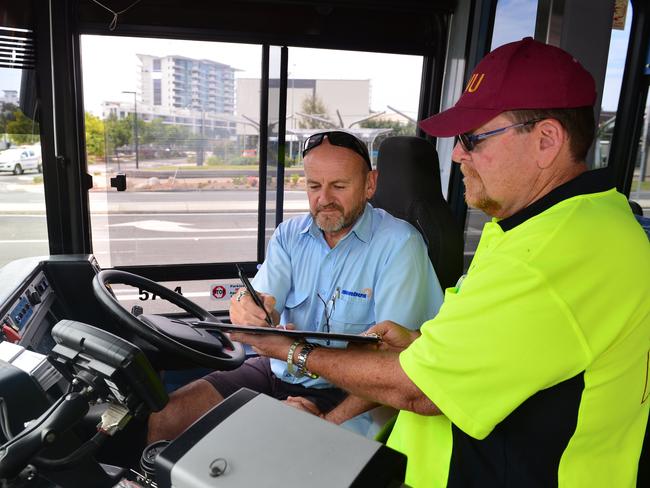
[33,0,453,282]
[26,0,650,283]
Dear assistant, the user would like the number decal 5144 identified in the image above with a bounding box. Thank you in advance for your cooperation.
[139,286,183,301]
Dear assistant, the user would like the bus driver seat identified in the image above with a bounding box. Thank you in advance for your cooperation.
[370,136,464,290]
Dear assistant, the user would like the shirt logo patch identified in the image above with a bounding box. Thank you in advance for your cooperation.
[341,288,372,300]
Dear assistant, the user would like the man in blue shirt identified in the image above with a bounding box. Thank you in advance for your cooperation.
[147,131,443,442]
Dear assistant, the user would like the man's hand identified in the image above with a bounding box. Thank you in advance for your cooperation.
[365,320,420,353]
[283,396,322,416]
[229,328,295,360]
[229,287,278,326]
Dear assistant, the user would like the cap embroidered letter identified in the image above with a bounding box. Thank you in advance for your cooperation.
[465,73,485,93]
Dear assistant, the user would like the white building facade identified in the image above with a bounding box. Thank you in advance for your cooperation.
[236,78,371,136]
[0,90,18,105]
[137,54,236,114]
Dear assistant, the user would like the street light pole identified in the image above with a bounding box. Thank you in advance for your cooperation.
[122,90,139,169]
[199,109,204,167]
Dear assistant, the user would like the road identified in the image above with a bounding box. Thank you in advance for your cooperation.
[2,171,649,271]
[0,174,310,312]
[0,180,310,267]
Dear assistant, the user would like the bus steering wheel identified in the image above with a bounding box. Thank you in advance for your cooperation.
[92,270,245,371]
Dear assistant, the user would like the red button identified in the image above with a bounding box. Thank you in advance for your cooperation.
[2,325,20,343]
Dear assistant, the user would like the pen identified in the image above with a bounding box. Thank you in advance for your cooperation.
[236,264,274,326]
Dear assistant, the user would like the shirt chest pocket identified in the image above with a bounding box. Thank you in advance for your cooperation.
[329,298,374,335]
[283,293,310,323]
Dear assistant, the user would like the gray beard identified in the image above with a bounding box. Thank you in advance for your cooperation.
[315,212,346,233]
[314,202,365,233]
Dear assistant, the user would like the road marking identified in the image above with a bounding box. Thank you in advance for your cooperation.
[102,212,304,217]
[0,214,48,218]
[0,212,305,218]
[4,184,44,193]
[0,239,49,243]
[0,235,258,244]
[109,220,260,233]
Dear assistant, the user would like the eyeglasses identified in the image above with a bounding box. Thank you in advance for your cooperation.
[303,131,372,170]
[458,119,541,152]
[317,287,340,344]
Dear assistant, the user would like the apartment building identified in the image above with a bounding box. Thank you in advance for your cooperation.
[137,54,236,114]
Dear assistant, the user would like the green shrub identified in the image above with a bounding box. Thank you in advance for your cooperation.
[206,155,223,165]
[229,156,258,166]
[231,176,245,185]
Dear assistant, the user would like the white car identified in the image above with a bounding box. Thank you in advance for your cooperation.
[0,147,42,175]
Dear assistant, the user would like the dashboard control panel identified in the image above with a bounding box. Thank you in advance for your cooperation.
[1,272,52,343]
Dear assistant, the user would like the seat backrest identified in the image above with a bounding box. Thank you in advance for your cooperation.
[629,200,650,242]
[370,136,464,290]
[629,200,644,216]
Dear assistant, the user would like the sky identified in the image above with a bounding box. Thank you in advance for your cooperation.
[489,0,634,113]
[76,36,424,118]
[0,0,635,116]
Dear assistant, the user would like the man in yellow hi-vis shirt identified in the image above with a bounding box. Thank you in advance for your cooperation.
[232,37,650,487]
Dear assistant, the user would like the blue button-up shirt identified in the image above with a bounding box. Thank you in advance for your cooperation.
[253,203,443,389]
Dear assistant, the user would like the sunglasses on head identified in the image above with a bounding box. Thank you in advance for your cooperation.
[302,131,372,170]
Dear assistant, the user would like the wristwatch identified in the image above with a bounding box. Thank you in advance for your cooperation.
[294,342,319,379]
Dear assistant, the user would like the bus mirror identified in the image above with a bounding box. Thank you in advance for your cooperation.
[110,173,127,192]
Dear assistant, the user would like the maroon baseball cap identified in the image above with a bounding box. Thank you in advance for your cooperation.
[419,37,596,137]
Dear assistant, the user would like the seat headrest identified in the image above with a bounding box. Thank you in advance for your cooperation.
[370,136,464,290]
[372,136,444,212]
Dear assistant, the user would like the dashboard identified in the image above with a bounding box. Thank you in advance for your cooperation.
[0,255,105,356]
[1,269,54,351]
[0,253,235,387]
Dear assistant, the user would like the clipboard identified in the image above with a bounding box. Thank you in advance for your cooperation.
[195,322,381,344]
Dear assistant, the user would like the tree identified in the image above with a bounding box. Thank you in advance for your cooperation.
[7,109,39,145]
[162,123,191,148]
[359,117,415,136]
[139,117,191,148]
[85,112,105,158]
[297,95,334,129]
[139,117,166,145]
[0,103,18,134]
[104,113,132,152]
